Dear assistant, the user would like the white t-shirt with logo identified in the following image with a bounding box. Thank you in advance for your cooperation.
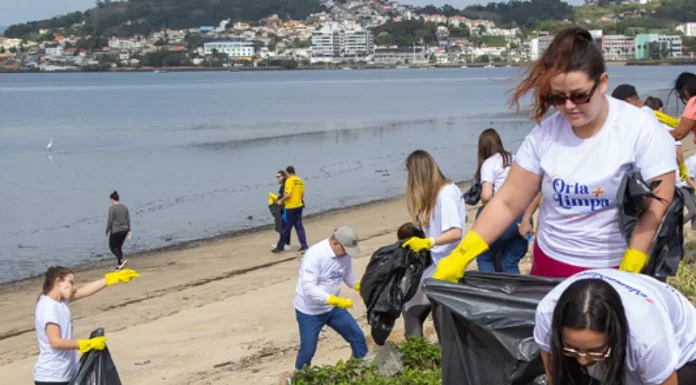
[34,295,77,383]
[423,183,466,270]
[480,153,513,195]
[516,96,676,268]
[534,269,696,385]
[294,238,358,315]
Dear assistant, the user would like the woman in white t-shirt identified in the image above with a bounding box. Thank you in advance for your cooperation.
[474,128,530,274]
[534,269,696,385]
[34,266,139,385]
[431,27,676,283]
[401,149,466,337]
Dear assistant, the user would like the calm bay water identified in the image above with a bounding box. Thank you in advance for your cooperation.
[0,66,688,283]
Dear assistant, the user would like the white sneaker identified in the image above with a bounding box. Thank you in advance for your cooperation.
[271,244,293,251]
[115,259,127,271]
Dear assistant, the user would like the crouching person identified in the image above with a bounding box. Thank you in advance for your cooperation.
[293,226,367,370]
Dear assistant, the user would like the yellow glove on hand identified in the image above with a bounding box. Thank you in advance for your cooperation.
[327,295,353,309]
[77,336,106,354]
[105,269,140,287]
[354,281,361,292]
[655,110,679,128]
[402,236,434,252]
[433,231,489,283]
[679,162,689,182]
[619,248,649,273]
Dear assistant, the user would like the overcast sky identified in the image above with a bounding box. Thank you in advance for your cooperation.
[0,0,583,27]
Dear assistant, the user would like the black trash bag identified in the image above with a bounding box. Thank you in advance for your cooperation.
[359,240,430,345]
[423,272,562,385]
[268,204,283,233]
[617,170,684,279]
[69,328,122,385]
[463,178,481,206]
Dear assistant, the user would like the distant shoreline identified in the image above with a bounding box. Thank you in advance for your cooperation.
[2,59,693,74]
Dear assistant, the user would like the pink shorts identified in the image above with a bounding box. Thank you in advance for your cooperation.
[530,242,618,279]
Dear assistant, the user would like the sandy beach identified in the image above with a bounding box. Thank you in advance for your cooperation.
[1,133,692,385]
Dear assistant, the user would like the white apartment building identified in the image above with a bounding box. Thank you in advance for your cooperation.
[658,35,682,58]
[530,35,554,61]
[204,41,255,59]
[311,23,374,63]
[679,22,696,37]
[45,45,64,57]
[602,35,635,61]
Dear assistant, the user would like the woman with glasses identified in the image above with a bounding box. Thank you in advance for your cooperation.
[668,72,696,142]
[431,27,676,283]
[534,268,696,385]
[273,170,291,250]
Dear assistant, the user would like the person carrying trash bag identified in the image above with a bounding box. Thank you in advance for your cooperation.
[33,267,139,385]
[429,27,677,283]
[69,328,122,385]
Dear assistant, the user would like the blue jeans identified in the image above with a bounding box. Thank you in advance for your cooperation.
[295,308,367,370]
[277,207,308,250]
[476,216,530,274]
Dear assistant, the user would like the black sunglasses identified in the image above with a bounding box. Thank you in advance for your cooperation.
[546,79,600,106]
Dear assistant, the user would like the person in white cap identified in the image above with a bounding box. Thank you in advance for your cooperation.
[292,226,367,371]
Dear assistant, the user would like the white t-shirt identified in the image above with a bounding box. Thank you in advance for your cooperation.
[421,183,466,279]
[480,153,513,195]
[515,96,677,268]
[534,269,696,385]
[686,154,696,184]
[294,238,358,315]
[34,295,77,383]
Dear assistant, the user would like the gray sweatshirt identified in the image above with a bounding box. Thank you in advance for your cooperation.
[106,204,131,235]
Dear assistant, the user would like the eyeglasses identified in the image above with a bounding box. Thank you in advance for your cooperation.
[276,175,282,179]
[546,80,600,106]
[562,346,611,361]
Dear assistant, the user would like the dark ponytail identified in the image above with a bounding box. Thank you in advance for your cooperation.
[509,27,605,123]
[41,266,74,295]
[550,278,628,385]
[110,191,119,201]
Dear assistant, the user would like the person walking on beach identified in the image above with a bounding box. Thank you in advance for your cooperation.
[271,170,292,250]
[33,266,139,385]
[400,150,466,338]
[292,226,367,371]
[106,191,130,271]
[430,27,676,283]
[272,166,308,254]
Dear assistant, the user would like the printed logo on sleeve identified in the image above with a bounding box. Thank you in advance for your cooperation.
[330,270,344,281]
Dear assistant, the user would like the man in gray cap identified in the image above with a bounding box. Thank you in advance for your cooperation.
[292,226,367,372]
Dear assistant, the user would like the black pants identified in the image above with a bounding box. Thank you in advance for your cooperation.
[35,382,69,385]
[679,360,696,385]
[109,231,128,263]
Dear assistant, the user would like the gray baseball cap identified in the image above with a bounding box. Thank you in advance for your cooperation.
[333,226,360,256]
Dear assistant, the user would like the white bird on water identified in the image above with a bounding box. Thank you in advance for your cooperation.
[46,137,53,151]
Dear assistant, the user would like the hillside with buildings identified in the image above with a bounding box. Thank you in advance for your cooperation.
[0,0,695,71]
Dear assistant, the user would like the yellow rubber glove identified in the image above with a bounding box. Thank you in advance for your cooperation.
[679,162,689,182]
[655,111,679,128]
[268,192,278,205]
[619,248,649,273]
[433,231,489,283]
[402,236,434,252]
[77,336,106,354]
[327,295,353,309]
[105,269,140,287]
[354,281,361,292]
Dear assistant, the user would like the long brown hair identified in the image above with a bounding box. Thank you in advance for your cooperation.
[509,27,606,123]
[405,150,452,228]
[475,128,512,181]
[41,266,74,295]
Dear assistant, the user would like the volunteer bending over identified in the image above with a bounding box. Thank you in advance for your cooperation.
[433,27,676,282]
[34,267,139,385]
[534,269,696,385]
[293,226,367,370]
[667,72,696,142]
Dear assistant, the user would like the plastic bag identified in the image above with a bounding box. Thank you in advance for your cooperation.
[463,179,481,206]
[364,341,404,377]
[617,170,684,279]
[69,328,122,385]
[359,241,430,345]
[423,272,561,385]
